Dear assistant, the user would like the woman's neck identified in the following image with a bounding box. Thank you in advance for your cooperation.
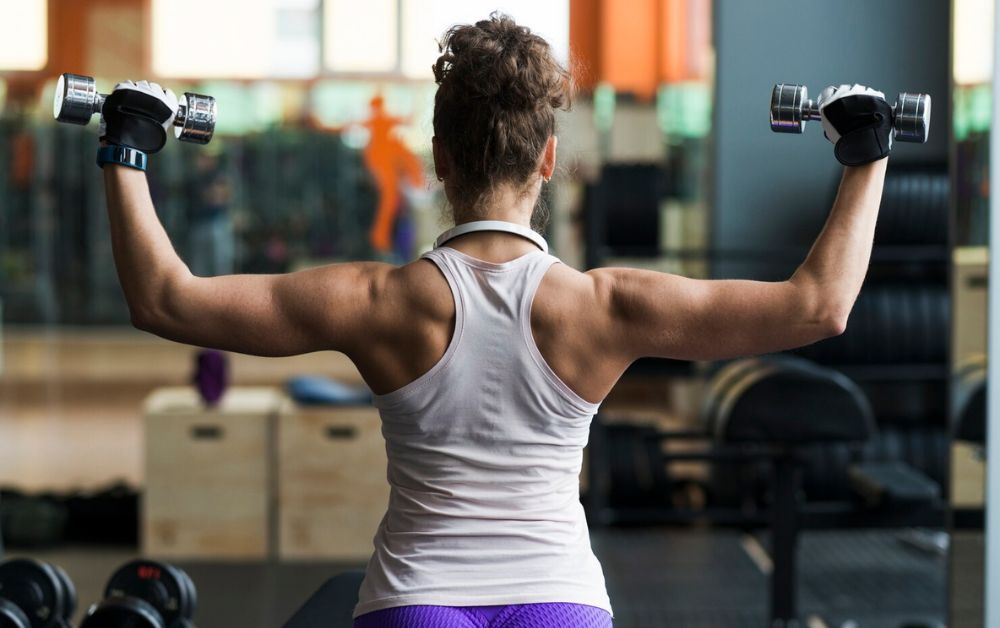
[451,182,538,227]
[444,183,543,262]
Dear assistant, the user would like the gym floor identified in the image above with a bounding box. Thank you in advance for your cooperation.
[20,528,945,628]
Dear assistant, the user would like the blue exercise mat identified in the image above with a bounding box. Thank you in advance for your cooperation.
[287,376,373,406]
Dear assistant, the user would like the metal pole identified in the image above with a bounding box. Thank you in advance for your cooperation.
[984,0,1000,622]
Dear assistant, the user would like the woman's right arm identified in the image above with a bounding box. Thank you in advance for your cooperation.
[589,158,888,362]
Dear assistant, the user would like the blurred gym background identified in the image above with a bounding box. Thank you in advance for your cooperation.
[0,0,994,626]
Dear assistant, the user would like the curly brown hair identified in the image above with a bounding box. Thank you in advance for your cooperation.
[432,13,572,229]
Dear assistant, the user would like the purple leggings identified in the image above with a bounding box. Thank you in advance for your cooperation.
[354,603,613,627]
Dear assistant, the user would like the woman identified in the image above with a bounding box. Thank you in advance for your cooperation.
[97,14,890,628]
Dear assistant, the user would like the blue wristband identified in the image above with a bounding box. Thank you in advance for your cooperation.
[96,144,148,171]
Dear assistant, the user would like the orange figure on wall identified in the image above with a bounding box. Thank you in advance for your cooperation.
[361,95,425,254]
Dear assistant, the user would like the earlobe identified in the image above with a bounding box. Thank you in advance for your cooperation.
[541,136,557,182]
[432,136,449,182]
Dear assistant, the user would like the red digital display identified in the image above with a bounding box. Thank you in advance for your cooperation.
[137,565,162,581]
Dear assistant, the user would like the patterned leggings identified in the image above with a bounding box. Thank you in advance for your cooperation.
[354,603,613,627]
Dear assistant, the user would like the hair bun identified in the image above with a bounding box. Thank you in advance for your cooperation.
[433,12,570,113]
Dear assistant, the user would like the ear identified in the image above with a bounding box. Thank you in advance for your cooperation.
[540,135,557,181]
[432,137,450,181]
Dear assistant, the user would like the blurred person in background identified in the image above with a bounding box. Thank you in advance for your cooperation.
[185,150,234,277]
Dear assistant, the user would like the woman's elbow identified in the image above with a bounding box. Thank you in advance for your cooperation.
[792,280,853,341]
[819,311,849,339]
[127,271,191,335]
[129,304,165,335]
[814,300,853,340]
[128,291,182,336]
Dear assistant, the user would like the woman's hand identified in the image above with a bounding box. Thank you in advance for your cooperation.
[817,83,894,166]
[99,80,179,153]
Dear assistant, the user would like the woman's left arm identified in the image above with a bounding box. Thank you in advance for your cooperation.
[104,165,391,356]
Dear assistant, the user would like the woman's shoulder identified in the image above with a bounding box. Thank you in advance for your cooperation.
[382,257,455,322]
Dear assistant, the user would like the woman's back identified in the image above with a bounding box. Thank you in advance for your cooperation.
[354,242,613,617]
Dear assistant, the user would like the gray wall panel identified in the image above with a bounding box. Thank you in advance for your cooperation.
[712,0,950,278]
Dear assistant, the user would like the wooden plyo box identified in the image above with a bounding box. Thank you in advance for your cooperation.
[277,400,388,561]
[143,386,283,560]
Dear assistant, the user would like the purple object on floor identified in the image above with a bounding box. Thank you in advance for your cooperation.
[353,603,613,627]
[193,349,229,406]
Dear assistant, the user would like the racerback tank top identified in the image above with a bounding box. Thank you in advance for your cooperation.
[353,243,613,618]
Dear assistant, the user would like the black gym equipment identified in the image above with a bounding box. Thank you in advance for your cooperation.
[581,163,668,265]
[584,352,948,625]
[80,560,197,628]
[875,168,950,246]
[703,356,875,443]
[706,356,945,626]
[702,356,877,625]
[282,571,364,628]
[0,559,77,628]
[603,424,675,509]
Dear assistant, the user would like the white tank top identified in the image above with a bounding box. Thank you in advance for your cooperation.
[354,240,613,618]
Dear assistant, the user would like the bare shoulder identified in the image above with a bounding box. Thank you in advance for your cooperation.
[347,257,455,394]
[534,263,621,323]
[536,262,607,310]
[358,257,454,353]
[530,263,632,400]
[380,257,454,320]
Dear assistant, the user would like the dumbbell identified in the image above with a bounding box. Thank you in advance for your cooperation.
[0,559,77,628]
[80,559,197,628]
[53,73,216,144]
[770,83,931,143]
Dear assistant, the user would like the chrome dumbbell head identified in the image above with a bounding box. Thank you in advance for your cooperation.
[53,73,217,144]
[769,83,814,134]
[174,92,217,144]
[894,92,931,143]
[53,73,103,124]
[769,83,931,143]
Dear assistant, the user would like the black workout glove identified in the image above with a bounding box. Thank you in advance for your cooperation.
[818,84,893,166]
[99,80,179,154]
